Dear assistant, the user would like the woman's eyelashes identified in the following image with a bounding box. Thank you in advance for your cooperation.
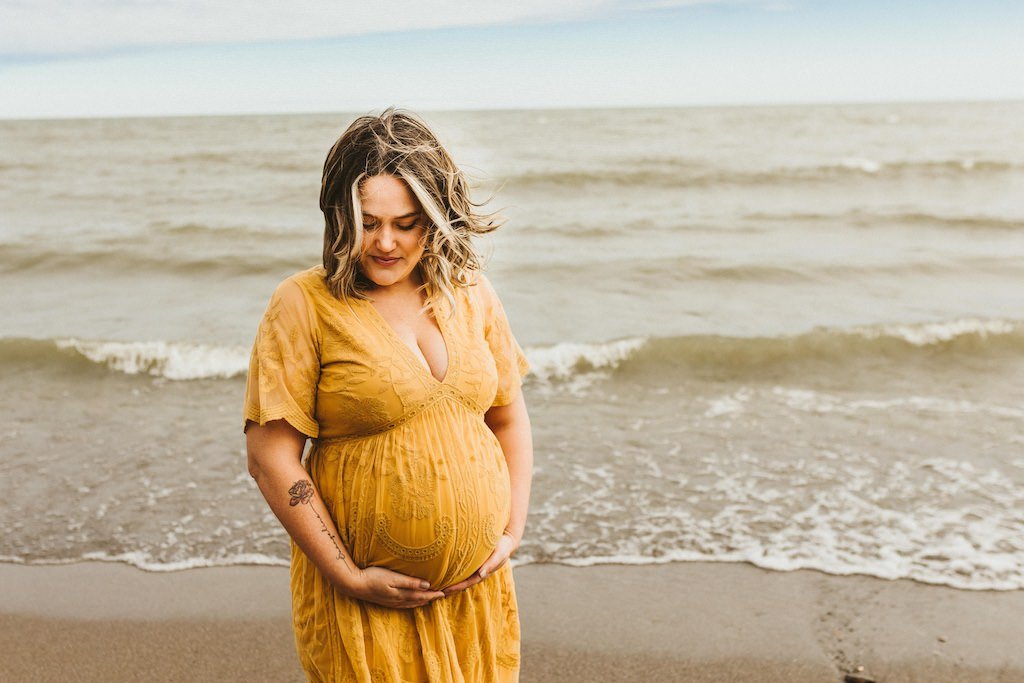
[362,218,419,231]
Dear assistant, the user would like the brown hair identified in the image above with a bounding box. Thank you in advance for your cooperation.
[319,108,502,309]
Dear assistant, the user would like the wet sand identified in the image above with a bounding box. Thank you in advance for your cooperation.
[2,560,1022,682]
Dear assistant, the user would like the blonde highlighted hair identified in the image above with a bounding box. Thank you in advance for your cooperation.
[319,108,502,309]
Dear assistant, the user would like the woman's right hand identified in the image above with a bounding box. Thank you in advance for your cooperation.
[345,566,445,609]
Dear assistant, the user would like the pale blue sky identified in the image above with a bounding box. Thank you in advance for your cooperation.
[1,0,1022,119]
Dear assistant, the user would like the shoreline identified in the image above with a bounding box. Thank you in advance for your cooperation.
[3,560,1022,682]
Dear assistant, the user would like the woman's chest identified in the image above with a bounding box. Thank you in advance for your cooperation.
[312,297,500,437]
[368,298,449,384]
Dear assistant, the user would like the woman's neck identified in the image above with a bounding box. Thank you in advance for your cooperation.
[367,269,427,302]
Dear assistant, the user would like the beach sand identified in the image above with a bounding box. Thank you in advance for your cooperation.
[2,561,1022,682]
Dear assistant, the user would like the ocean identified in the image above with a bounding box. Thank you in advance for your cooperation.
[1,102,1022,590]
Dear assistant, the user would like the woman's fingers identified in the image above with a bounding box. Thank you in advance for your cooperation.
[477,540,512,577]
[442,576,480,595]
[391,584,444,604]
[443,546,513,597]
[479,556,508,578]
[353,567,443,608]
[394,575,432,591]
[388,574,443,604]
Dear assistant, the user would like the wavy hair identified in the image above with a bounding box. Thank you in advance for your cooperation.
[320,108,502,311]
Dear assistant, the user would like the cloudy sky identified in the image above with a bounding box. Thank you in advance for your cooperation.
[1,0,1022,119]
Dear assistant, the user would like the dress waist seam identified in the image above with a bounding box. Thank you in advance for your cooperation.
[313,387,481,445]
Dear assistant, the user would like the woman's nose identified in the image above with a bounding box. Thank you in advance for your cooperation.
[376,225,397,251]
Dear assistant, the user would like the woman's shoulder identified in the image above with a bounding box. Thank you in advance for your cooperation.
[267,265,332,308]
[259,266,332,325]
[278,266,374,334]
[460,271,501,308]
[283,265,330,295]
[451,271,510,327]
[457,269,491,295]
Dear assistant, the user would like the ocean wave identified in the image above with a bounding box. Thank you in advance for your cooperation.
[525,338,647,381]
[0,242,313,277]
[59,339,251,380]
[745,209,1024,231]
[615,318,1024,379]
[0,337,250,380]
[768,387,1024,419]
[0,335,647,383]
[838,157,1013,175]
[3,318,1020,382]
[510,253,1024,284]
[166,151,314,173]
[149,221,310,239]
[504,157,1020,189]
[527,317,1024,383]
[703,385,1024,420]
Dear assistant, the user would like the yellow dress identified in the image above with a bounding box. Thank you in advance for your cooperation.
[243,265,530,683]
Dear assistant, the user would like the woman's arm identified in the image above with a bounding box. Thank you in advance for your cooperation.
[442,392,533,597]
[484,391,534,551]
[246,418,445,607]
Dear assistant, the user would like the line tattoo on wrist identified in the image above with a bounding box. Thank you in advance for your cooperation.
[288,479,345,562]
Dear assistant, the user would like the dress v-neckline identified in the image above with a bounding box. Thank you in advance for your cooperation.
[361,294,452,385]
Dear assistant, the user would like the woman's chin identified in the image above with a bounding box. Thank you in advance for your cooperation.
[365,271,407,289]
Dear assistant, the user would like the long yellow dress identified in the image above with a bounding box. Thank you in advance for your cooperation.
[243,265,530,682]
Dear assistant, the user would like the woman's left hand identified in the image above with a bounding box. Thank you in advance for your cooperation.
[441,532,517,597]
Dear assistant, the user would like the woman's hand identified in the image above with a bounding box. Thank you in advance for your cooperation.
[346,566,445,609]
[441,532,517,597]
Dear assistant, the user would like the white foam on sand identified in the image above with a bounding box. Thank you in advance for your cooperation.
[0,551,291,572]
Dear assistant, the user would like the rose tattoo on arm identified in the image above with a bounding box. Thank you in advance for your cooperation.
[288,479,345,561]
[288,480,315,506]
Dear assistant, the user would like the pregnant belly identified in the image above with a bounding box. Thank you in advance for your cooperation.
[317,420,512,591]
[369,444,510,589]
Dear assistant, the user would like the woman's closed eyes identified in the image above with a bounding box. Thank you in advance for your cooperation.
[362,215,420,231]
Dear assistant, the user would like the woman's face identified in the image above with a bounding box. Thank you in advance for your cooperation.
[358,174,427,291]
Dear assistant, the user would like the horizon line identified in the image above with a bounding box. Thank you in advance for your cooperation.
[3,95,1022,124]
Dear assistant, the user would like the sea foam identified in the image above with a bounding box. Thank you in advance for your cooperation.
[55,338,250,380]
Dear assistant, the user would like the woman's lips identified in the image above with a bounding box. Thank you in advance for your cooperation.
[372,256,400,266]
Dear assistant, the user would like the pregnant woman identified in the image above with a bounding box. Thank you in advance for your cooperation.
[243,109,533,682]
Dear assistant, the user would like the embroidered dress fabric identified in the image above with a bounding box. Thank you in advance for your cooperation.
[243,266,530,683]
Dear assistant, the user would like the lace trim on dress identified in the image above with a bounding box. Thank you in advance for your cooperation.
[245,399,320,438]
[313,385,482,445]
[374,514,454,561]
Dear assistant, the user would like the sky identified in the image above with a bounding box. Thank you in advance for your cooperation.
[1,0,1022,119]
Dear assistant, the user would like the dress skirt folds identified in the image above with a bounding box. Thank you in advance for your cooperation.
[244,266,530,682]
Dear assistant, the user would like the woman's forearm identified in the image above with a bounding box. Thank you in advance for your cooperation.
[487,396,534,549]
[496,423,533,548]
[245,421,362,593]
[250,449,362,593]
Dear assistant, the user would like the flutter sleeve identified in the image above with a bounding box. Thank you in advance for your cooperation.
[243,278,321,437]
[478,274,531,408]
